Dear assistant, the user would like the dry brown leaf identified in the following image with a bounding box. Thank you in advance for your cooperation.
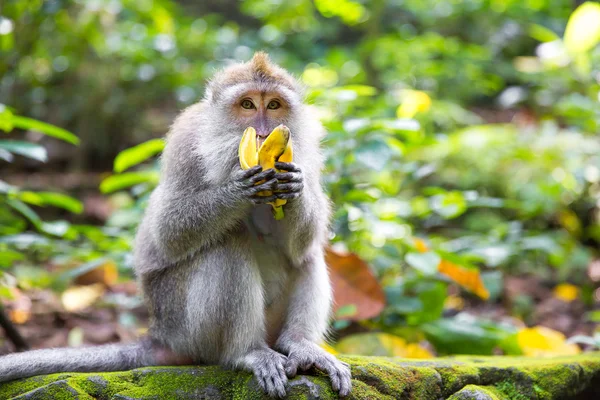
[74,260,119,286]
[326,247,385,321]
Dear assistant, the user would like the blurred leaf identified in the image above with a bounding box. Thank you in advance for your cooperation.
[423,316,517,355]
[67,327,85,347]
[438,260,489,300]
[529,24,559,43]
[567,334,600,348]
[321,342,339,355]
[564,2,600,54]
[74,260,119,286]
[18,191,83,214]
[0,141,47,162]
[405,252,440,276]
[335,332,433,358]
[100,171,159,193]
[114,139,165,173]
[407,281,446,325]
[10,115,79,145]
[0,249,24,268]
[430,191,467,219]
[326,247,386,321]
[58,258,111,283]
[354,138,394,171]
[61,283,106,312]
[552,283,579,302]
[517,327,581,356]
[397,90,432,118]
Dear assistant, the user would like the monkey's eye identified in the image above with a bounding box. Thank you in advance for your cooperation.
[241,99,255,109]
[267,100,281,110]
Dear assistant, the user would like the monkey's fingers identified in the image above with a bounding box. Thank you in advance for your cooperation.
[275,182,303,194]
[246,168,276,185]
[245,178,277,195]
[237,165,263,180]
[314,356,352,396]
[284,357,299,378]
[274,171,303,183]
[275,162,301,173]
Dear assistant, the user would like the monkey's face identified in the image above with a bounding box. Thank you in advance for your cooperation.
[232,90,291,147]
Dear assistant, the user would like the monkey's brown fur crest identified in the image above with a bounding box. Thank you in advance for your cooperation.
[206,52,304,101]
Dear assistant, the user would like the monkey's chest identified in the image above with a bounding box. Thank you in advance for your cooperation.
[246,205,286,245]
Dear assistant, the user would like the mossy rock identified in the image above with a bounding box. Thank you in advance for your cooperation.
[1,353,599,399]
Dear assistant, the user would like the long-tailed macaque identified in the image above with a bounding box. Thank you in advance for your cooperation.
[0,52,351,398]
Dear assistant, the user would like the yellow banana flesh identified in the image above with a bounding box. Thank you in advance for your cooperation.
[238,124,292,220]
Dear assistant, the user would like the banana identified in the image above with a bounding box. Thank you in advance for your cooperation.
[238,124,293,220]
[238,127,258,170]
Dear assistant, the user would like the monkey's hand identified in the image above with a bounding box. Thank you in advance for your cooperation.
[284,339,352,396]
[273,162,304,201]
[232,165,279,205]
[241,347,288,398]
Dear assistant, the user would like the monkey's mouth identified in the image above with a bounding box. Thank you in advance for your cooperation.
[257,136,267,148]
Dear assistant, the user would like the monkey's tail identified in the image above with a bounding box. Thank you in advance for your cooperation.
[0,338,167,383]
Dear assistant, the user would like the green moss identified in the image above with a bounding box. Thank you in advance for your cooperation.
[495,381,530,400]
[1,353,599,399]
[448,384,506,400]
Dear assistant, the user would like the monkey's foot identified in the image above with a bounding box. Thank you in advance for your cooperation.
[285,340,352,396]
[241,348,288,398]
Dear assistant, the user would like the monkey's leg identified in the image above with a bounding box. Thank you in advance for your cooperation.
[184,240,288,398]
[275,253,352,396]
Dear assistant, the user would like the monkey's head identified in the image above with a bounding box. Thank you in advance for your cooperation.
[205,52,305,146]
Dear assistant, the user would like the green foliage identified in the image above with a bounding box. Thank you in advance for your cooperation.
[1,0,599,356]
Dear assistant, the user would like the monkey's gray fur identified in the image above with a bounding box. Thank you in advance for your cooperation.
[0,52,352,398]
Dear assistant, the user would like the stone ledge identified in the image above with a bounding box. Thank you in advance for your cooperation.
[1,353,599,399]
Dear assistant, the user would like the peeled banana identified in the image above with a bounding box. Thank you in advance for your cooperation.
[238,124,293,220]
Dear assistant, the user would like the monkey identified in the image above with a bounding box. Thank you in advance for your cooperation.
[0,52,352,398]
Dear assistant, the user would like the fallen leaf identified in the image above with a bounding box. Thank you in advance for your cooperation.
[438,260,490,300]
[61,283,106,312]
[74,260,119,286]
[8,290,32,324]
[553,283,579,302]
[321,343,338,355]
[517,326,581,356]
[444,295,465,311]
[412,238,489,300]
[326,247,385,321]
[335,332,433,358]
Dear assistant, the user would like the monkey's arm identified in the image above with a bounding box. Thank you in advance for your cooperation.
[275,254,352,396]
[145,166,277,262]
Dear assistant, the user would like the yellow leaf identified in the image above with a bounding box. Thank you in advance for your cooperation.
[413,238,429,253]
[517,326,581,357]
[553,283,579,302]
[396,90,432,118]
[335,333,433,358]
[9,309,30,324]
[74,260,119,287]
[320,343,338,355]
[444,294,465,311]
[564,2,600,54]
[61,283,105,312]
[438,260,490,300]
